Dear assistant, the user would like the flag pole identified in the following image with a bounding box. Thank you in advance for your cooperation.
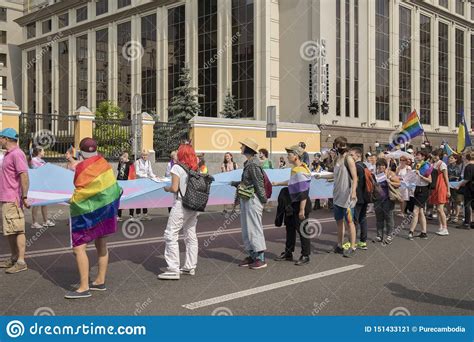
[414,109,430,146]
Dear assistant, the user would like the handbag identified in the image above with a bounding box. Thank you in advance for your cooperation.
[388,181,402,202]
[237,184,255,200]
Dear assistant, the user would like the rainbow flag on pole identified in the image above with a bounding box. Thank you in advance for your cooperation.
[457,110,472,153]
[70,156,122,247]
[389,110,424,149]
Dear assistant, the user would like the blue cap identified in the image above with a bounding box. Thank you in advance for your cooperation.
[0,128,19,141]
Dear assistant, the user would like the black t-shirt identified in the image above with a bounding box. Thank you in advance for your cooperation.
[355,161,366,204]
[463,163,474,193]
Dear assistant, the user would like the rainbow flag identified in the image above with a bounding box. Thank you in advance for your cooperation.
[288,163,311,202]
[70,155,122,247]
[416,160,433,177]
[457,110,472,153]
[389,110,424,149]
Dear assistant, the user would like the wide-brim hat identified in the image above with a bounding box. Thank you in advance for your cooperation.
[285,145,304,157]
[239,137,258,153]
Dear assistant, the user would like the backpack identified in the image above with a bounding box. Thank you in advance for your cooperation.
[177,163,215,212]
[262,169,272,199]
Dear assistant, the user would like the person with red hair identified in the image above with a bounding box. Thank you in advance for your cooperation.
[159,144,199,280]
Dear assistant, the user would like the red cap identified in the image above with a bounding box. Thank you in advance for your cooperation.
[79,137,98,158]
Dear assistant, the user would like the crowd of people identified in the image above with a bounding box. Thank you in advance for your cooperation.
[0,126,472,299]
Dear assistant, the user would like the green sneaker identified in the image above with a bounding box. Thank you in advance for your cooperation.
[342,242,351,250]
[357,241,368,250]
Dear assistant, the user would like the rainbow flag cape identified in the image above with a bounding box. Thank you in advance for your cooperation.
[416,160,433,177]
[457,110,472,153]
[389,110,424,149]
[288,163,311,202]
[70,156,122,247]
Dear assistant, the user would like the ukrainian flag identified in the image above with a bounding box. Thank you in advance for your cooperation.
[457,111,472,153]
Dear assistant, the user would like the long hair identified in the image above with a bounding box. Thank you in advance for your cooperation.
[177,144,198,171]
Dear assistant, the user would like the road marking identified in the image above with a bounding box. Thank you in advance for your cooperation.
[0,216,344,259]
[182,264,365,310]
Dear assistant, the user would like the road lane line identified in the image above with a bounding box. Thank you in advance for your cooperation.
[182,264,365,310]
[0,216,348,259]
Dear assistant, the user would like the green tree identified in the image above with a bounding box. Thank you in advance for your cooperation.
[220,90,242,119]
[94,101,130,159]
[165,67,202,152]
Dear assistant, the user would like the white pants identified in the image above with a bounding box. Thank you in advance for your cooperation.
[163,200,199,273]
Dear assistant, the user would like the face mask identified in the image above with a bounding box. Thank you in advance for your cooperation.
[337,147,346,154]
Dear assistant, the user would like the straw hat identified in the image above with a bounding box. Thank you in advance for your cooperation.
[239,137,259,153]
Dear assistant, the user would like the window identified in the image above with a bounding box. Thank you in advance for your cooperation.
[168,5,186,111]
[27,50,36,113]
[354,0,359,118]
[58,12,68,28]
[0,53,6,66]
[42,46,52,114]
[0,7,6,22]
[118,0,131,9]
[345,0,350,117]
[58,41,69,124]
[42,20,51,34]
[232,0,255,118]
[336,0,341,116]
[399,6,411,122]
[455,28,464,125]
[77,6,87,22]
[438,22,449,127]
[96,0,108,16]
[96,29,108,108]
[419,15,431,125]
[455,0,464,15]
[1,76,6,90]
[27,23,36,39]
[198,0,218,117]
[375,0,390,121]
[141,14,157,114]
[471,5,474,21]
[0,31,6,44]
[117,21,132,116]
[439,0,448,8]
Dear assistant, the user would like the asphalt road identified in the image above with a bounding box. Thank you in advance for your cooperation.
[0,205,473,316]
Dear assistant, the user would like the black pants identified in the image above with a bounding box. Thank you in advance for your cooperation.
[354,203,368,242]
[313,199,321,209]
[284,203,311,257]
[118,209,134,217]
[406,197,415,213]
[136,208,148,215]
[463,188,473,226]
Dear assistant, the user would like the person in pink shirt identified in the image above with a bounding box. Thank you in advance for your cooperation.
[0,128,30,274]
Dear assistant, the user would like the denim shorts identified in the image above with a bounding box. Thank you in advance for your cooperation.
[333,205,354,224]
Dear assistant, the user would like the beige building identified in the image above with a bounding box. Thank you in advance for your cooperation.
[0,0,23,103]
[13,0,474,155]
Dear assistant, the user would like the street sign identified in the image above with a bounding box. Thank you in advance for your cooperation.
[266,106,277,138]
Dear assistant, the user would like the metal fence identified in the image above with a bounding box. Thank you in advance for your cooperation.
[93,117,133,161]
[19,113,76,161]
[153,122,191,160]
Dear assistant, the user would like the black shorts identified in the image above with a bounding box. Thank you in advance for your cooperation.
[414,186,429,207]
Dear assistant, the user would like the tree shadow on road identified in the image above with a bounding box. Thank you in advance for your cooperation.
[385,283,474,312]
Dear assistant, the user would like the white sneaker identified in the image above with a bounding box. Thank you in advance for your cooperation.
[140,214,152,221]
[157,271,180,280]
[180,268,196,276]
[31,222,43,229]
[436,229,449,236]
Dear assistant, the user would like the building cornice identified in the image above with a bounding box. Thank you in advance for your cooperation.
[15,0,88,26]
[407,0,473,28]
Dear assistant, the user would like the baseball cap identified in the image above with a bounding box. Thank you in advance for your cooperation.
[79,137,98,159]
[285,145,304,157]
[0,128,19,141]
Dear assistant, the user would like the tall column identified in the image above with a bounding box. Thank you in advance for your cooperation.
[217,0,231,116]
[412,8,420,120]
[447,23,455,131]
[36,46,43,115]
[465,29,471,129]
[367,0,376,125]
[88,29,96,111]
[390,0,400,126]
[69,35,77,116]
[157,6,168,122]
[186,0,198,88]
[21,50,28,113]
[131,14,141,117]
[109,22,117,104]
[432,16,439,130]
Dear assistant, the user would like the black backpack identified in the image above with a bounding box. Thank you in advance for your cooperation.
[177,163,215,212]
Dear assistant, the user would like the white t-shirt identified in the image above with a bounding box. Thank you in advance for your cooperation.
[434,160,447,172]
[170,164,188,202]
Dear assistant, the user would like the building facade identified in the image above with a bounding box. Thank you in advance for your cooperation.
[0,0,23,103]
[15,0,474,153]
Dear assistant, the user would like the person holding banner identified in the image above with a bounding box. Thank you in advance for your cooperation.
[455,151,474,229]
[429,149,450,236]
[408,151,432,241]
